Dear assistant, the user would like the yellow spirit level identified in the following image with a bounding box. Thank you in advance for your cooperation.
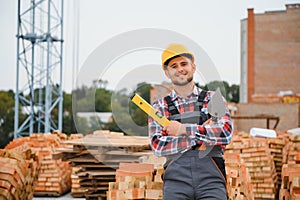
[131,93,170,127]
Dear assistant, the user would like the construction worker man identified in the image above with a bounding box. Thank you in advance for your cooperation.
[148,43,233,199]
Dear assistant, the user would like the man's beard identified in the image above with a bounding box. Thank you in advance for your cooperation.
[172,76,194,86]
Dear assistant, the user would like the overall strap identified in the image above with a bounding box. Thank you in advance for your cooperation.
[164,89,208,116]
[164,96,180,116]
[196,90,207,111]
[198,90,211,123]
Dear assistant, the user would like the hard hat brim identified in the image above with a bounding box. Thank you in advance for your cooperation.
[163,53,194,68]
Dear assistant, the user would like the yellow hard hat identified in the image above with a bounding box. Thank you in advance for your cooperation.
[161,43,194,68]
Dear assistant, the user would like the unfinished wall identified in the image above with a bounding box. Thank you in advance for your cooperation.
[234,103,300,132]
[254,5,300,95]
[240,5,300,103]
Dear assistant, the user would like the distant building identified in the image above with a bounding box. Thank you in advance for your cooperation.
[76,112,113,126]
[150,82,172,103]
[21,106,43,115]
[240,4,300,103]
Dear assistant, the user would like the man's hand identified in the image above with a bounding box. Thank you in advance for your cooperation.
[203,118,211,125]
[163,121,186,136]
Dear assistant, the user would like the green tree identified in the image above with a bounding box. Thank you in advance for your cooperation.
[75,117,90,134]
[74,83,113,112]
[105,119,122,132]
[95,88,112,112]
[62,92,77,134]
[109,89,134,134]
[197,81,239,103]
[228,84,239,103]
[0,90,17,148]
[89,116,106,131]
[130,82,152,128]
[104,87,150,136]
[204,81,229,100]
[73,85,89,100]
[75,88,95,112]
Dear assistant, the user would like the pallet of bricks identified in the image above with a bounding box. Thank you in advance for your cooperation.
[268,131,288,194]
[107,155,165,200]
[279,132,300,199]
[225,131,284,199]
[0,142,40,199]
[5,131,73,197]
[54,130,153,199]
[224,151,254,200]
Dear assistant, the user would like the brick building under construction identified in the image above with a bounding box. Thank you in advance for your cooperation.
[234,4,300,132]
[240,4,300,103]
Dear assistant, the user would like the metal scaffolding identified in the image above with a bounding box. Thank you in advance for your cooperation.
[14,0,64,138]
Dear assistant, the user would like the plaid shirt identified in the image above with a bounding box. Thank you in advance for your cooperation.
[148,86,233,156]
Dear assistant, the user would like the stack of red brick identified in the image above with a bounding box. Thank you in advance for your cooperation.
[0,144,40,199]
[251,94,300,104]
[251,94,283,103]
[279,133,300,199]
[282,95,300,104]
[225,131,284,199]
[5,132,72,197]
[107,162,164,200]
[267,133,287,190]
[224,152,254,200]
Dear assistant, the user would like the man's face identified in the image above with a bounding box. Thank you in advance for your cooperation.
[164,56,196,86]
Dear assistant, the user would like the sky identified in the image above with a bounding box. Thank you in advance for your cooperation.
[1,0,299,93]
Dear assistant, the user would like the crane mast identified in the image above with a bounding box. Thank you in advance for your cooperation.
[14,0,64,138]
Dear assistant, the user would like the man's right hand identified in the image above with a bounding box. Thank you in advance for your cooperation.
[163,121,186,136]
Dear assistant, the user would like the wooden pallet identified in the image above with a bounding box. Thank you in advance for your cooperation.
[54,130,152,199]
